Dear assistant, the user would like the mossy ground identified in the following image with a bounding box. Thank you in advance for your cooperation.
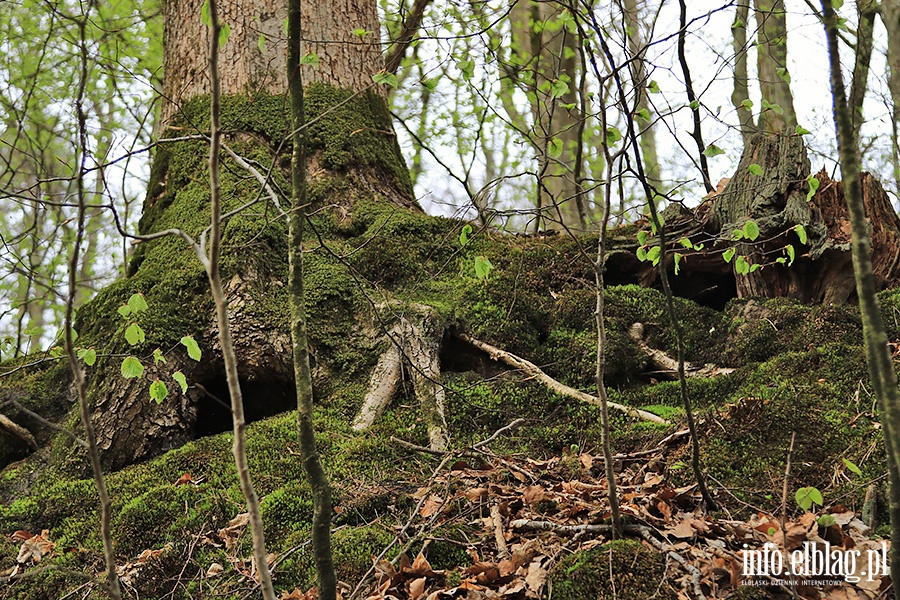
[0,90,896,597]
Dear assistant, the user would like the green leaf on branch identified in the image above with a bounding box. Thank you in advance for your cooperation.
[743,220,760,241]
[299,52,319,66]
[127,293,148,313]
[794,224,808,244]
[634,108,651,122]
[77,348,96,366]
[353,28,374,39]
[689,100,700,110]
[648,80,660,93]
[795,125,811,135]
[637,231,648,246]
[548,137,563,158]
[125,323,146,346]
[735,255,750,275]
[842,457,862,476]
[372,72,398,88]
[457,59,475,80]
[776,67,791,84]
[152,348,166,365]
[219,22,231,48]
[173,371,189,394]
[605,127,622,146]
[149,379,168,404]
[748,163,763,176]
[674,252,682,275]
[795,486,823,511]
[258,33,266,52]
[474,255,494,280]
[50,346,64,359]
[121,356,144,379]
[459,223,473,246]
[201,0,210,26]
[806,175,820,201]
[181,336,202,361]
[646,245,661,265]
[832,0,843,8]
[786,244,795,265]
[678,237,694,249]
[636,246,648,261]
[741,99,753,111]
[703,144,725,158]
[731,229,744,241]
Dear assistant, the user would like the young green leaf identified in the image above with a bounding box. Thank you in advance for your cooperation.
[77,348,97,366]
[842,457,862,476]
[735,255,750,275]
[740,99,753,111]
[795,486,823,511]
[353,28,374,38]
[121,356,144,379]
[219,22,231,47]
[149,379,168,404]
[637,230,648,246]
[748,163,763,176]
[299,52,319,66]
[678,237,694,249]
[723,248,736,263]
[794,224,808,244]
[372,72,398,88]
[731,229,744,241]
[786,244,795,265]
[117,304,132,317]
[646,245,661,265]
[832,0,843,8]
[795,125,811,135]
[173,371,189,394]
[674,252,682,275]
[201,0,210,26]
[125,323,146,346]
[743,220,760,241]
[127,293,149,313]
[689,100,700,110]
[50,346,64,358]
[636,246,648,261]
[703,144,725,158]
[181,336,202,361]
[776,67,791,84]
[152,348,166,365]
[474,255,494,280]
[817,514,837,528]
[459,223,473,246]
[605,127,622,146]
[548,137,563,158]
[806,175,820,201]
[258,33,266,52]
[648,80,660,93]
[634,108,651,122]
[457,59,475,80]
[750,263,761,272]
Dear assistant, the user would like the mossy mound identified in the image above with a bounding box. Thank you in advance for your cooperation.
[548,539,678,600]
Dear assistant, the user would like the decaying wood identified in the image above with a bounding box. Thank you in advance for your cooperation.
[353,304,448,451]
[628,323,735,378]
[454,332,669,424]
[0,414,37,450]
[618,133,900,306]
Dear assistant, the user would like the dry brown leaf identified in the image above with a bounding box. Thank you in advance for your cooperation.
[16,530,54,564]
[465,488,488,502]
[206,562,224,578]
[668,520,695,539]
[174,472,193,485]
[419,495,442,518]
[522,485,545,505]
[657,500,672,522]
[408,577,426,600]
[524,559,547,594]
[579,453,594,469]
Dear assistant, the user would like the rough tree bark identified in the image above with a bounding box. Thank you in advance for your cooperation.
[78,0,418,470]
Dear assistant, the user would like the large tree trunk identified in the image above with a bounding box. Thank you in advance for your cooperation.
[73,0,417,471]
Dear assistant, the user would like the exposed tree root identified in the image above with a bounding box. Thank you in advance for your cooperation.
[628,323,734,378]
[0,413,37,450]
[453,332,669,424]
[353,304,448,450]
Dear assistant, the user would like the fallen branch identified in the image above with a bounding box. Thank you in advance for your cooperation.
[0,413,38,449]
[454,332,668,424]
[628,323,734,379]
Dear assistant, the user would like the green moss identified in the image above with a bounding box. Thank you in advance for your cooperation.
[548,539,677,599]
